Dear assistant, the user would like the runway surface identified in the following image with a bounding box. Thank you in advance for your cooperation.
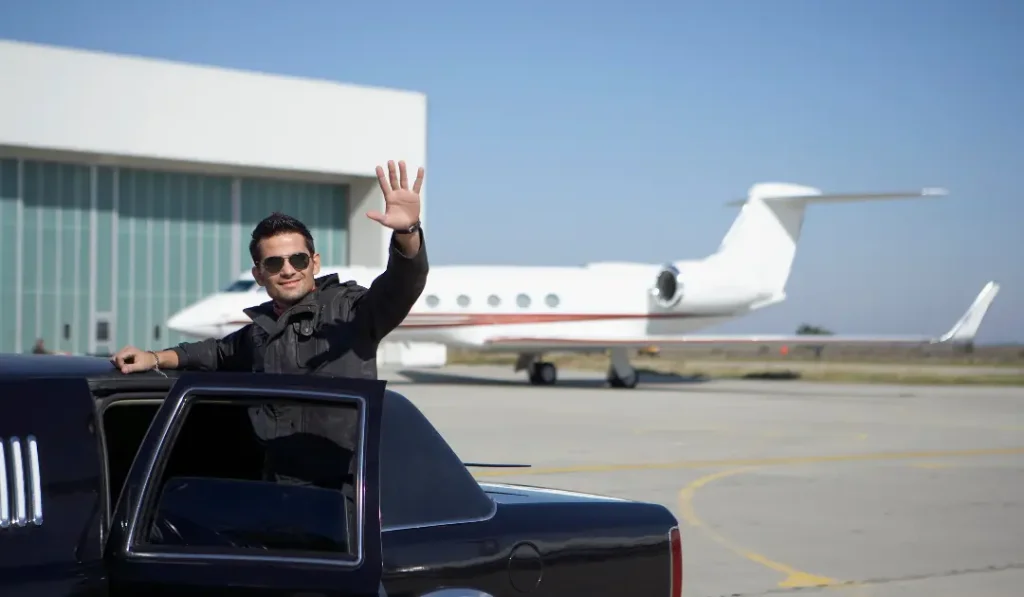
[382,365,1024,597]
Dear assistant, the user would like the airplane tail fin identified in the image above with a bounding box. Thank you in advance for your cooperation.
[706,183,947,299]
[935,281,1001,344]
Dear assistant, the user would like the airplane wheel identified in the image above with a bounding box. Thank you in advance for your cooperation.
[528,362,557,385]
[607,369,639,389]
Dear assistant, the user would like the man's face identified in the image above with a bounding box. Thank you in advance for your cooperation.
[251,232,321,306]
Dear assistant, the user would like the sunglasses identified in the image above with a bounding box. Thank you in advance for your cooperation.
[261,252,311,274]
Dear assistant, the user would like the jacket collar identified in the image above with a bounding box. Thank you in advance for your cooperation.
[243,274,341,335]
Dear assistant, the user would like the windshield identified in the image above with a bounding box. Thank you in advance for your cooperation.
[223,280,257,293]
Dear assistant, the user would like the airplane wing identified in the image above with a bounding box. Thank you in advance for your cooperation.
[484,281,1000,350]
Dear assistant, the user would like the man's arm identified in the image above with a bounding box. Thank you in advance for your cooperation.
[168,325,252,371]
[111,325,252,374]
[352,228,429,343]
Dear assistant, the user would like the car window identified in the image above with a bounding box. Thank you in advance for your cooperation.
[132,397,363,561]
[377,393,496,531]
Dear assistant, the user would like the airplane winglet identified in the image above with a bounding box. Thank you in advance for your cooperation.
[935,281,1001,344]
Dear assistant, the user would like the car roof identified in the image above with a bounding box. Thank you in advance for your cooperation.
[0,353,120,379]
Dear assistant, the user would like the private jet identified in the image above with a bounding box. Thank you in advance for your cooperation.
[167,182,994,388]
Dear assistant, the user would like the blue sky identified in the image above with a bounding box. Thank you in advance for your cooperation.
[2,0,1022,343]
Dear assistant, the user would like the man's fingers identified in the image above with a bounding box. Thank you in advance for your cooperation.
[113,349,137,371]
[375,166,390,196]
[117,349,156,374]
[379,160,423,194]
[387,160,399,190]
[412,167,425,194]
[111,347,130,366]
[365,210,386,224]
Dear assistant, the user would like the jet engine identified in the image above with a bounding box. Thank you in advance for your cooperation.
[651,264,684,308]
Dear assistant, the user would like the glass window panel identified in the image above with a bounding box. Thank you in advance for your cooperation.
[58,164,79,353]
[115,168,135,349]
[95,166,114,317]
[73,165,91,356]
[333,185,348,264]
[0,160,18,352]
[20,161,40,352]
[39,161,61,350]
[148,170,167,347]
[184,174,201,307]
[167,172,187,344]
[199,176,219,298]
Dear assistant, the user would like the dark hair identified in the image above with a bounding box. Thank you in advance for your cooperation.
[249,212,316,264]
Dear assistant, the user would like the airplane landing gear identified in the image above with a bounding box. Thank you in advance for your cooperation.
[528,361,557,386]
[515,350,639,388]
[607,348,640,389]
[607,368,639,388]
[516,353,558,386]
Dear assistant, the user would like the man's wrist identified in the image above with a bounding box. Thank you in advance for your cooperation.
[392,226,422,257]
[394,220,421,235]
[152,349,181,370]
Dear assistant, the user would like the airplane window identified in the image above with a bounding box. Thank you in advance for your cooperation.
[456,295,470,307]
[223,280,256,292]
[545,293,560,308]
[516,294,531,308]
[487,295,500,307]
[425,295,440,308]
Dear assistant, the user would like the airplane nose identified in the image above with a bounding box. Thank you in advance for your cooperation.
[166,307,201,337]
[167,301,222,338]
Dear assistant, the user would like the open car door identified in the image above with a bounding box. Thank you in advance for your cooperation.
[103,372,387,597]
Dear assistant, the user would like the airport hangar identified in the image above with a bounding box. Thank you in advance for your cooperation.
[0,39,444,366]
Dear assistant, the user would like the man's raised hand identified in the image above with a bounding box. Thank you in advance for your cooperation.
[367,160,423,231]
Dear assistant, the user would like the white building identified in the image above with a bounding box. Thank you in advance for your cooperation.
[0,38,445,365]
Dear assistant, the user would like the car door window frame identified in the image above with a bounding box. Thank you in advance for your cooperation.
[120,383,372,569]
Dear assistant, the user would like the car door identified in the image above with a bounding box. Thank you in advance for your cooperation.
[103,371,387,597]
[0,377,107,596]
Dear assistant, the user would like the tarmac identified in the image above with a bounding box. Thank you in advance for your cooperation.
[382,364,1024,597]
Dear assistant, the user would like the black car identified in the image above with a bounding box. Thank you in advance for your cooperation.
[0,353,683,597]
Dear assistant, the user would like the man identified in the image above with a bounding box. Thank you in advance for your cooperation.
[111,159,427,377]
[109,159,428,488]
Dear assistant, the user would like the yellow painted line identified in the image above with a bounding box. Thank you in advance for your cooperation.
[470,446,1024,477]
[678,467,842,589]
[475,446,1024,591]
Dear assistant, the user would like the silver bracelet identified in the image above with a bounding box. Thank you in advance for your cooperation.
[147,350,167,377]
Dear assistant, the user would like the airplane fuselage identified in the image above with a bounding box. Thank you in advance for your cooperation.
[168,260,772,350]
